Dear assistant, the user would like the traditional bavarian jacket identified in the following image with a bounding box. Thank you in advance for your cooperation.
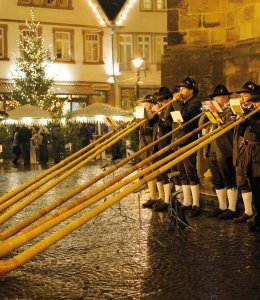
[202,108,234,160]
[168,95,202,147]
[236,112,260,178]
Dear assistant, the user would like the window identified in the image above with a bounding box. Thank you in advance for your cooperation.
[18,0,72,9]
[92,91,107,103]
[141,0,152,11]
[34,0,44,5]
[140,0,166,11]
[119,35,133,71]
[0,25,8,60]
[155,35,167,70]
[137,35,151,70]
[156,0,166,10]
[53,28,74,62]
[83,31,103,63]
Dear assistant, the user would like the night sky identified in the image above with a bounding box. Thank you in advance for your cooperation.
[97,0,127,20]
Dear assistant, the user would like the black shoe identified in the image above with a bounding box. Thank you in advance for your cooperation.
[142,199,157,208]
[181,205,192,211]
[153,202,169,212]
[218,209,237,220]
[208,208,225,218]
[233,213,253,223]
[190,206,201,217]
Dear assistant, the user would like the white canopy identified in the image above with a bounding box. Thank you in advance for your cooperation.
[71,103,132,117]
[7,104,51,119]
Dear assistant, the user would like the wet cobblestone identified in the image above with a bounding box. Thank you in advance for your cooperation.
[0,162,259,299]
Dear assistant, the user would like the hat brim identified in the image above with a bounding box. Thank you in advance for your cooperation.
[236,89,253,94]
[156,92,174,102]
[176,83,191,89]
[209,92,233,99]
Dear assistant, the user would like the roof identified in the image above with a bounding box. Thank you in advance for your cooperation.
[0,81,95,96]
[52,83,95,95]
[97,0,127,21]
[72,102,132,117]
[7,104,51,119]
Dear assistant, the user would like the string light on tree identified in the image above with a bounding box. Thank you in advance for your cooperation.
[12,10,61,117]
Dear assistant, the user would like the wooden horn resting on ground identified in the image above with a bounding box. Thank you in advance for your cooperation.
[0,107,258,277]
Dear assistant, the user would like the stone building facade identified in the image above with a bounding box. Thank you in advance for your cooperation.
[162,0,260,99]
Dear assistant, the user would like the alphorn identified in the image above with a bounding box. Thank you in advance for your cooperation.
[0,107,258,277]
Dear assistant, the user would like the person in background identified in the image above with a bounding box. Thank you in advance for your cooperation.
[30,126,38,164]
[12,126,21,165]
[38,125,49,165]
[79,123,93,149]
[51,123,65,164]
[17,124,32,167]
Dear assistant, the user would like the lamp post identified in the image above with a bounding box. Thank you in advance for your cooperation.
[131,57,144,102]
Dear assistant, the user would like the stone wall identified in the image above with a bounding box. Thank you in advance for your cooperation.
[162,0,260,99]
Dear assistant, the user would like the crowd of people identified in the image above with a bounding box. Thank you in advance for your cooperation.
[11,122,94,167]
[139,77,260,233]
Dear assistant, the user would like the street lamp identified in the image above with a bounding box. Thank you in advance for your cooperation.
[131,57,144,102]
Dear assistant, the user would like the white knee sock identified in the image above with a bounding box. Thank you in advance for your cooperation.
[227,188,238,212]
[147,180,157,200]
[190,184,200,207]
[182,185,191,206]
[156,181,164,200]
[215,188,227,210]
[242,192,253,216]
[163,183,171,204]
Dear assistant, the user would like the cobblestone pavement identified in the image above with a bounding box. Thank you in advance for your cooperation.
[0,161,259,300]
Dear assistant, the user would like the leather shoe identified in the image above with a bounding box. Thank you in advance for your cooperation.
[208,208,225,217]
[181,205,192,211]
[153,202,169,212]
[233,213,253,223]
[190,206,201,217]
[142,199,157,209]
[218,209,237,219]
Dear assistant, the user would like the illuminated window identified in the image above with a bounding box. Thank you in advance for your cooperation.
[119,34,132,71]
[140,0,166,11]
[141,0,152,10]
[137,35,151,70]
[156,0,166,10]
[17,0,72,9]
[92,91,107,103]
[83,31,103,63]
[0,25,8,59]
[155,35,167,70]
[53,29,74,62]
[34,0,44,5]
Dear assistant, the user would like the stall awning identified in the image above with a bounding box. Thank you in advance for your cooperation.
[0,81,95,96]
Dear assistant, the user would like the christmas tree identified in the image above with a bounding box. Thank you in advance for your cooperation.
[12,11,61,116]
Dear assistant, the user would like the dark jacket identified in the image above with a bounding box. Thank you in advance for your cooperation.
[169,95,202,146]
[202,109,234,160]
[17,126,32,144]
[236,112,260,178]
[149,104,174,153]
